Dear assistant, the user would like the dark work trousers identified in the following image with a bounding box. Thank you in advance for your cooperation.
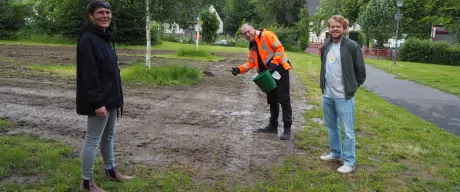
[266,70,292,130]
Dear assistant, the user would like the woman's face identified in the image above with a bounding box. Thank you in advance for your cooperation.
[89,7,112,31]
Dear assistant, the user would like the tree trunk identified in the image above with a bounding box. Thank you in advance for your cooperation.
[145,0,151,68]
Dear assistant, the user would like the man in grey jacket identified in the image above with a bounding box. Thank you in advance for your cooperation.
[319,15,366,174]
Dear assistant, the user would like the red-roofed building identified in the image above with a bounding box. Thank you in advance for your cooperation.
[431,25,457,43]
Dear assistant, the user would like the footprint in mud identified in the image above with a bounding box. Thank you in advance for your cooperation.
[203,71,214,77]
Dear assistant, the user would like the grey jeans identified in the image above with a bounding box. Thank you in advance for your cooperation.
[81,109,117,180]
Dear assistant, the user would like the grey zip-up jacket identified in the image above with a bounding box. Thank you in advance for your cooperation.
[320,37,366,100]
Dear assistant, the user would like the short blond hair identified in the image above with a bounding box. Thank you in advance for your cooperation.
[327,15,349,30]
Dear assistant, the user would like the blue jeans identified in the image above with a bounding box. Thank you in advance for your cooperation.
[322,96,356,166]
[81,109,117,180]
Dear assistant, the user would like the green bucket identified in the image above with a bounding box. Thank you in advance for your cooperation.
[252,70,276,93]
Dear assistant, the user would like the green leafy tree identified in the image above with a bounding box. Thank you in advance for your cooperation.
[26,0,59,34]
[310,10,327,42]
[297,8,310,49]
[251,0,305,27]
[341,0,360,25]
[0,0,25,39]
[200,9,219,43]
[53,0,88,38]
[318,0,344,18]
[438,0,460,42]
[358,0,395,48]
[223,0,255,34]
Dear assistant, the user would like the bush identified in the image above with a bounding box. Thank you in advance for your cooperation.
[162,34,180,42]
[399,38,460,66]
[0,1,26,40]
[200,10,219,43]
[13,29,73,44]
[297,8,310,51]
[266,25,300,52]
[233,36,249,48]
[150,22,162,46]
[348,31,363,46]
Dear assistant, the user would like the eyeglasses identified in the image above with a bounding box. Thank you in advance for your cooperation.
[241,30,251,37]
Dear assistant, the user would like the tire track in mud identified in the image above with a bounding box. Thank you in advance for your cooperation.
[0,46,309,185]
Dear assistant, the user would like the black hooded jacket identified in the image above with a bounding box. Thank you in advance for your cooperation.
[76,22,123,116]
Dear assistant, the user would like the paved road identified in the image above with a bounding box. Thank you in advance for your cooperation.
[363,65,460,136]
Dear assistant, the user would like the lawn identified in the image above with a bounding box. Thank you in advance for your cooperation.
[0,40,247,53]
[365,59,460,97]
[291,53,460,191]
[1,44,459,191]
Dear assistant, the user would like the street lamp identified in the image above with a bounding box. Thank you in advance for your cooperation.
[394,0,404,65]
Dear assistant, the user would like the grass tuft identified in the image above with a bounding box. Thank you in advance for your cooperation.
[28,64,75,78]
[121,64,202,86]
[176,48,211,57]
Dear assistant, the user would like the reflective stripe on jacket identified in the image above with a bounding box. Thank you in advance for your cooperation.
[237,29,291,74]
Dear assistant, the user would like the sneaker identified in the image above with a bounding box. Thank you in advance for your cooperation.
[337,165,355,174]
[319,153,342,161]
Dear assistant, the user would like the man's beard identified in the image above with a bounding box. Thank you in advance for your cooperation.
[332,33,343,41]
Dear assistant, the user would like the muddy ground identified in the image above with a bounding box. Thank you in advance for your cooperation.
[0,44,309,185]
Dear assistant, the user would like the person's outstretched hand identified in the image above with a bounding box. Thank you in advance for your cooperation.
[231,67,240,76]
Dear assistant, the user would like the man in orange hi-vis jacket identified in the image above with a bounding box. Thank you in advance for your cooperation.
[231,23,293,140]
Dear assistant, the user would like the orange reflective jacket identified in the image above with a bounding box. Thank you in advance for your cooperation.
[237,29,291,74]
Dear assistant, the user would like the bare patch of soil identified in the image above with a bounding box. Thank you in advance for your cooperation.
[0,44,308,185]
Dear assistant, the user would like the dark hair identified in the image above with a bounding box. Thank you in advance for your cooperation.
[87,0,111,14]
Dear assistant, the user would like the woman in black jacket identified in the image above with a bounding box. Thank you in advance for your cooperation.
[76,1,132,191]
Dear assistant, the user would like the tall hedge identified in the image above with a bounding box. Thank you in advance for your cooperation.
[399,38,460,66]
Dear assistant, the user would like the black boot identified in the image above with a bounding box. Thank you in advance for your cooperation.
[253,122,278,133]
[280,127,291,140]
[254,104,279,133]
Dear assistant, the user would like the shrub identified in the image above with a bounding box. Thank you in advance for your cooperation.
[150,22,162,46]
[349,31,363,46]
[399,38,460,66]
[162,34,180,42]
[200,10,219,43]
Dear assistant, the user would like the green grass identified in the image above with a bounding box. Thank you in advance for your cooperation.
[118,48,225,62]
[120,42,248,53]
[155,54,224,62]
[3,46,460,191]
[28,64,75,78]
[0,118,13,132]
[287,53,460,191]
[0,33,74,46]
[365,59,460,97]
[176,48,211,57]
[1,41,247,53]
[0,119,217,191]
[121,64,202,86]
[26,63,203,86]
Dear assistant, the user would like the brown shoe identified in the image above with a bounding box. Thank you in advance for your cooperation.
[80,179,105,192]
[105,166,133,182]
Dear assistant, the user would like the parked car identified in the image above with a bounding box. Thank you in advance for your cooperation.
[214,39,228,45]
